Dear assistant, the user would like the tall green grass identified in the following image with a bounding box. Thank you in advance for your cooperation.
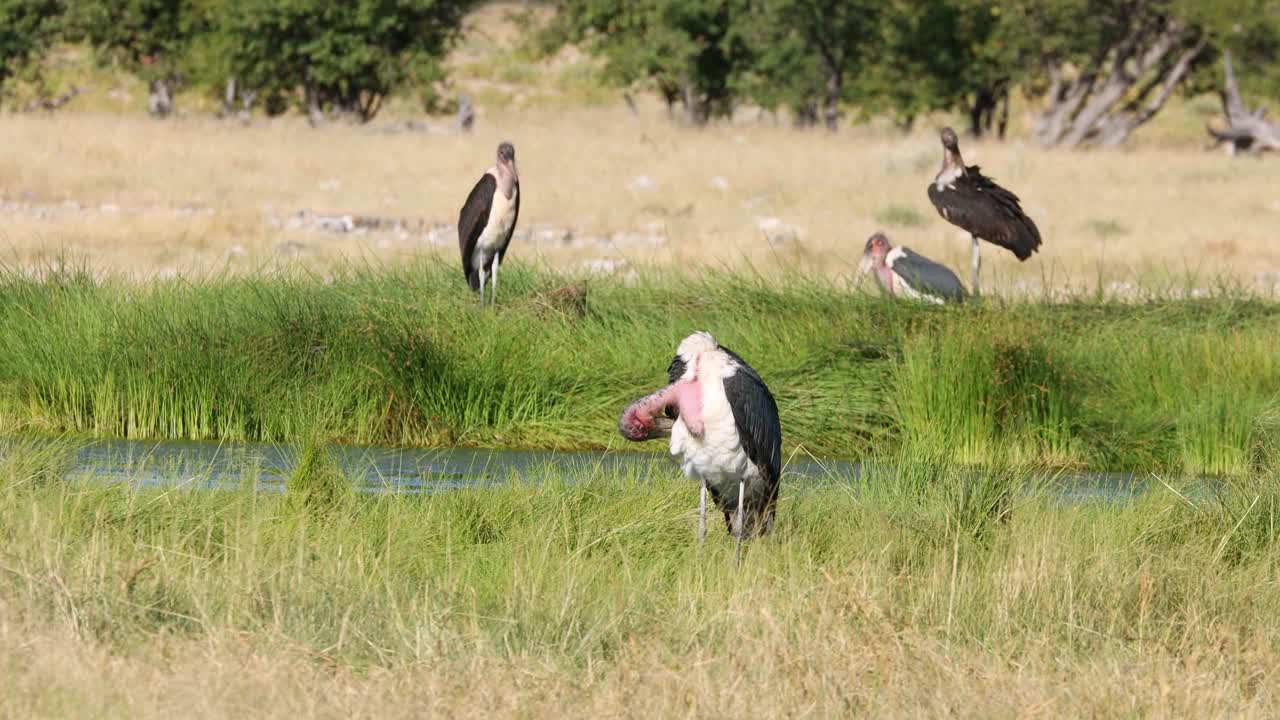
[1,260,1278,473]
[3,440,1280,708]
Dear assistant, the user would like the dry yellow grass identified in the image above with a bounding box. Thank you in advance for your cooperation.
[4,598,1277,719]
[1,103,1278,291]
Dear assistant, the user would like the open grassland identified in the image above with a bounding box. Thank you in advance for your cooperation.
[3,3,1277,290]
[2,439,1280,718]
[2,262,1279,475]
[1,101,1278,291]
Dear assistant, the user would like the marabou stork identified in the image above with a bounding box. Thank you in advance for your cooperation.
[927,127,1041,296]
[619,332,782,562]
[458,142,520,306]
[859,232,968,304]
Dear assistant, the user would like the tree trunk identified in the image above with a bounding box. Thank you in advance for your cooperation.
[239,89,257,119]
[793,101,817,128]
[822,66,841,131]
[1095,39,1207,147]
[1034,19,1203,149]
[148,77,175,118]
[659,83,680,120]
[996,89,1010,140]
[968,88,998,138]
[305,83,324,127]
[358,92,383,123]
[26,85,84,113]
[680,74,706,126]
[1033,64,1096,146]
[1208,51,1280,154]
[457,94,475,132]
[223,77,237,116]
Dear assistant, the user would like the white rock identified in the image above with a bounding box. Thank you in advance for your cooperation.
[582,258,631,275]
[627,175,655,192]
[756,217,783,232]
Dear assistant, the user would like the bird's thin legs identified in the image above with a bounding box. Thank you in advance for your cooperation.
[478,266,487,308]
[698,481,708,555]
[970,235,981,297]
[735,479,745,566]
[491,254,500,305]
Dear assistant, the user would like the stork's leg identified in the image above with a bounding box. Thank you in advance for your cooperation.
[735,479,745,566]
[698,481,708,554]
[478,265,487,308]
[970,235,982,297]
[491,254,500,305]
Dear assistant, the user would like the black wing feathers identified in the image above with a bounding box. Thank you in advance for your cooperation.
[719,346,782,487]
[928,165,1042,261]
[667,356,688,385]
[664,355,688,420]
[458,174,496,290]
[893,248,968,302]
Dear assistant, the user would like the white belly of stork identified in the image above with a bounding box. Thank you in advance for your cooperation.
[470,177,518,272]
[668,365,765,505]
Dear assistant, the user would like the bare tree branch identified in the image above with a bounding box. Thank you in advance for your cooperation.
[1208,51,1280,155]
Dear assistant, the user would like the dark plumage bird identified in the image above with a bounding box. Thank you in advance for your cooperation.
[859,232,967,304]
[619,332,782,562]
[927,127,1040,295]
[458,142,520,306]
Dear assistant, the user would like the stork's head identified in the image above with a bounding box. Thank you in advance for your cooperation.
[619,331,716,441]
[863,232,892,262]
[618,396,676,440]
[858,232,892,275]
[940,127,960,152]
[496,141,517,175]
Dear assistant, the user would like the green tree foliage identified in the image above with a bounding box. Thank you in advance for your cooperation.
[732,0,881,129]
[69,0,212,116]
[209,0,472,123]
[0,0,64,105]
[555,0,1280,144]
[556,0,749,124]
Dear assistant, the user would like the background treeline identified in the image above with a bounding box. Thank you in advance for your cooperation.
[1,0,473,121]
[550,0,1280,145]
[2,0,1279,145]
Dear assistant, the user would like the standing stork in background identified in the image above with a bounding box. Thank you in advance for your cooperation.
[859,232,968,304]
[927,127,1040,296]
[619,332,782,563]
[458,142,520,307]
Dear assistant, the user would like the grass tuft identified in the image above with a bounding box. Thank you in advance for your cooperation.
[874,203,930,228]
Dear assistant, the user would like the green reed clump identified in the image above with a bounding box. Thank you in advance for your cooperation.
[2,260,1280,473]
[282,438,353,521]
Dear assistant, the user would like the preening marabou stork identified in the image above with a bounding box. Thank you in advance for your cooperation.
[927,127,1041,296]
[619,332,782,562]
[458,142,520,306]
[859,232,968,304]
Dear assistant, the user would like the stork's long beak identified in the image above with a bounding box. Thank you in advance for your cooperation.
[650,415,675,436]
[620,385,679,441]
[857,254,874,277]
[620,378,702,440]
